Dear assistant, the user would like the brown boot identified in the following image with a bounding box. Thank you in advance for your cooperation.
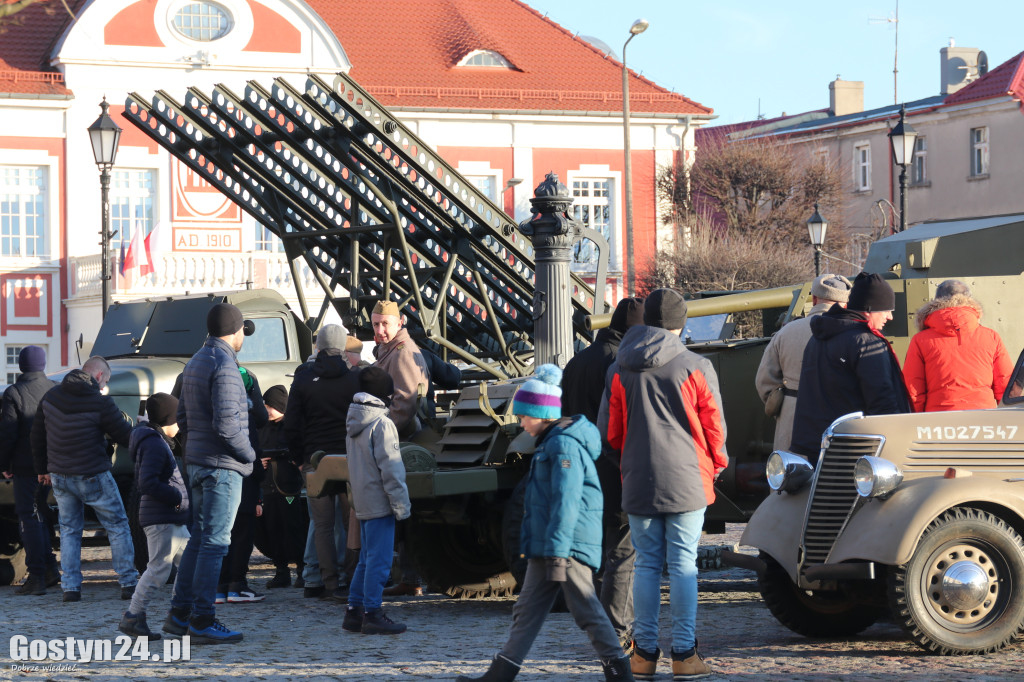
[671,649,710,680]
[629,644,659,680]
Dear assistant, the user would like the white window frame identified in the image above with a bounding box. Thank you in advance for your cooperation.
[970,127,988,177]
[1,166,48,259]
[254,223,285,252]
[455,161,505,205]
[110,168,157,251]
[853,142,871,192]
[567,165,619,272]
[911,136,927,185]
[457,50,513,68]
[5,344,46,385]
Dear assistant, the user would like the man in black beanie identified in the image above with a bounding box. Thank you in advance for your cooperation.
[790,272,911,462]
[562,296,644,650]
[597,287,727,678]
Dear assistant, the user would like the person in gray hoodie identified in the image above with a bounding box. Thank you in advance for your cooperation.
[341,367,411,636]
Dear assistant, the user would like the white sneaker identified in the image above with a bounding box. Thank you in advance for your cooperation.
[227,588,265,603]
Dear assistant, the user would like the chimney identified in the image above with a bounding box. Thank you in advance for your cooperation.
[829,78,864,117]
[941,42,986,95]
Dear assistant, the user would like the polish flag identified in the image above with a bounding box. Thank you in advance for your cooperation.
[122,226,145,272]
[141,222,162,277]
[119,239,127,277]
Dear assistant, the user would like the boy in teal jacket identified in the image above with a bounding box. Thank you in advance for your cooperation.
[457,365,632,682]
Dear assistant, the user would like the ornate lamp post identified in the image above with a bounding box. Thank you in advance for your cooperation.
[887,104,918,233]
[622,17,649,297]
[806,203,828,277]
[87,97,122,318]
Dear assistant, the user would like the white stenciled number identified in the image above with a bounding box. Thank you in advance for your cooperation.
[983,426,995,439]
[1008,426,1019,439]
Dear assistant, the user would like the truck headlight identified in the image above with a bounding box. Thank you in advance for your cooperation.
[854,456,903,498]
[766,450,813,494]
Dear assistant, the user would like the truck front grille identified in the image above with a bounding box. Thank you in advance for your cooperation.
[801,435,884,565]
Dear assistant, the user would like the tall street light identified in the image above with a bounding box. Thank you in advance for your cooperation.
[887,104,917,233]
[87,97,122,319]
[622,17,648,297]
[806,203,828,277]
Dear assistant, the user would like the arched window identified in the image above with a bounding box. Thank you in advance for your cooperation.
[458,50,513,68]
[172,2,232,42]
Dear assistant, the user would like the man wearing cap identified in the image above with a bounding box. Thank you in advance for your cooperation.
[790,272,912,463]
[32,355,137,602]
[755,274,853,451]
[598,288,728,679]
[165,302,254,644]
[285,323,361,602]
[370,300,430,440]
[1,346,59,596]
[563,296,645,652]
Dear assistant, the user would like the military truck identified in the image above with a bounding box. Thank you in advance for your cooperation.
[0,289,312,583]
[735,213,1024,655]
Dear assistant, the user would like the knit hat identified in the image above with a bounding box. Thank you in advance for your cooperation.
[373,300,400,317]
[18,345,46,373]
[643,288,688,330]
[207,303,244,337]
[811,273,853,303]
[146,392,178,427]
[847,272,896,312]
[263,385,288,413]
[359,366,395,405]
[512,364,562,420]
[316,323,349,352]
[609,297,645,333]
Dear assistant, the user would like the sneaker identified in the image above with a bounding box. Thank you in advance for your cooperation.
[227,585,265,603]
[188,616,243,644]
[342,605,364,633]
[303,585,325,598]
[121,585,136,600]
[44,567,61,588]
[361,608,406,635]
[214,593,227,604]
[162,607,191,636]
[15,575,46,596]
[266,571,291,589]
[630,644,660,681]
[671,650,711,680]
[119,612,163,641]
[62,590,81,603]
[603,655,634,682]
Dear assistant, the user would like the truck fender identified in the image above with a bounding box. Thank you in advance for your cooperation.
[739,487,811,582]
[827,476,1024,566]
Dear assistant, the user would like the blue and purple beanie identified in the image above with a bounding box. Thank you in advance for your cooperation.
[513,364,562,420]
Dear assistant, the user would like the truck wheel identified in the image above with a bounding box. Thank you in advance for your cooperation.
[758,552,883,637]
[888,507,1024,655]
[409,518,513,598]
[0,515,27,586]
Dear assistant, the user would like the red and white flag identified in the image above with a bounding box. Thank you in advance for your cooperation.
[122,226,145,272]
[141,222,162,277]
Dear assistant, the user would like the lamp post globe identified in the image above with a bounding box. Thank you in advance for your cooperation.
[888,104,917,232]
[87,97,122,319]
[806,203,828,277]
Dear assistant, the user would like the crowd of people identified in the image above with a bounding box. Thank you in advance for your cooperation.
[0,273,1013,680]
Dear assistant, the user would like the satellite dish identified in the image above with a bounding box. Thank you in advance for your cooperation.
[580,34,618,60]
[978,51,989,76]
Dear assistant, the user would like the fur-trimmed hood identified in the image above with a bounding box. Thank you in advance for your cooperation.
[915,294,983,333]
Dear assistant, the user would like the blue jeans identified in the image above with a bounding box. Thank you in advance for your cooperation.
[50,471,139,592]
[171,465,241,617]
[629,508,705,654]
[13,474,58,579]
[347,515,395,612]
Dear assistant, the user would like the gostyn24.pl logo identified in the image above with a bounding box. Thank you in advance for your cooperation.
[9,635,190,663]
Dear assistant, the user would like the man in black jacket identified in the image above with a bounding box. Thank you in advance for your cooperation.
[562,296,644,652]
[0,346,59,595]
[790,273,912,463]
[32,355,136,602]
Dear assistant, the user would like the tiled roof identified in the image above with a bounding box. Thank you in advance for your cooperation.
[306,0,711,115]
[0,0,83,96]
[944,50,1024,107]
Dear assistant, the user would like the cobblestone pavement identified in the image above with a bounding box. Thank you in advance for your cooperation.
[2,525,1023,680]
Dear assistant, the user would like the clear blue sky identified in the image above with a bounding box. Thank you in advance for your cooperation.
[530,0,1021,125]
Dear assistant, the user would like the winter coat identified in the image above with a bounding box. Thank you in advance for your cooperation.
[176,337,255,476]
[790,306,911,459]
[345,392,411,521]
[372,328,430,439]
[284,350,359,465]
[132,423,189,527]
[32,369,132,476]
[597,325,729,516]
[903,294,1012,412]
[755,302,832,450]
[519,415,605,570]
[0,371,57,476]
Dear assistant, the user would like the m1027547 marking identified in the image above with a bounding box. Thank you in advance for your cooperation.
[916,425,1020,440]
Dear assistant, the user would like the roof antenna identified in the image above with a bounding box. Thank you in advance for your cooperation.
[869,0,899,104]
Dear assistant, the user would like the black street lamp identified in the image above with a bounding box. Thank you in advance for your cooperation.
[87,97,122,319]
[887,104,917,233]
[806,203,828,277]
[622,17,648,297]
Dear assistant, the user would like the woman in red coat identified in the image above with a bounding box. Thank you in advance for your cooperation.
[904,281,1012,412]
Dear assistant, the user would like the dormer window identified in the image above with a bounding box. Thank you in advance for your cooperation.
[172,2,232,42]
[458,50,513,68]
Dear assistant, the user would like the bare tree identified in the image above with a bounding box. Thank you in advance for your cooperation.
[0,0,74,31]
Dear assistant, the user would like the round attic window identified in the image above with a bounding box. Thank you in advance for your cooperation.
[172,2,232,42]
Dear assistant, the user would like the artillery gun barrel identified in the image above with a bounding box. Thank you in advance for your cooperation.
[585,286,801,331]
